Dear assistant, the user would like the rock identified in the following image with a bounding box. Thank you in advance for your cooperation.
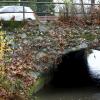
[20,33,27,38]
[39,24,49,32]
[35,36,43,41]
[78,42,88,49]
[29,71,41,80]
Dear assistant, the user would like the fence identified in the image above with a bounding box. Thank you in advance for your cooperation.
[0,1,100,20]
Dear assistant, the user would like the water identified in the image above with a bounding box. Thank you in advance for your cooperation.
[36,86,100,100]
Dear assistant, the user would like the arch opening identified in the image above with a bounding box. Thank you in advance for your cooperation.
[50,49,97,88]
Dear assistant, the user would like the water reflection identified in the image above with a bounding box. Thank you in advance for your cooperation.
[36,87,100,100]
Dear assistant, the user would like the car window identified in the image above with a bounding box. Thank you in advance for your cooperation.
[0,6,33,13]
[0,6,16,12]
[25,7,33,12]
[15,6,24,12]
[15,6,33,13]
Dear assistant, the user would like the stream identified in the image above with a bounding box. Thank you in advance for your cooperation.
[36,86,100,100]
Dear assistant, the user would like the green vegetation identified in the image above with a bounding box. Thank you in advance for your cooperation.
[0,0,19,6]
[1,21,24,29]
[36,0,54,16]
[81,33,97,41]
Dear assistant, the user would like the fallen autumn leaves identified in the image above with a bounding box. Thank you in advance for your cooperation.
[0,20,100,99]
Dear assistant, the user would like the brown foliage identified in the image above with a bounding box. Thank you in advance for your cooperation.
[57,5,100,27]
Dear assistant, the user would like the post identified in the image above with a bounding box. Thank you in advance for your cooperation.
[23,3,25,22]
[91,0,95,24]
[18,0,21,6]
[80,0,87,22]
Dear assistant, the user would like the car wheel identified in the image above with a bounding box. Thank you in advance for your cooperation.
[24,18,36,27]
[26,18,32,22]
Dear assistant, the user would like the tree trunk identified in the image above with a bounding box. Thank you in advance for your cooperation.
[91,0,95,24]
[80,0,87,22]
[91,0,95,6]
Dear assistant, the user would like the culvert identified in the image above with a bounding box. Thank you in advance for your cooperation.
[50,49,99,88]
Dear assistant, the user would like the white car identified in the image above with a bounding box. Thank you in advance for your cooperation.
[0,6,36,21]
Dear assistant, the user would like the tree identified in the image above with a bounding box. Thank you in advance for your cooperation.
[80,0,87,22]
[62,0,73,18]
[0,0,19,6]
[90,0,95,24]
[91,0,95,5]
[91,0,95,11]
[91,0,95,12]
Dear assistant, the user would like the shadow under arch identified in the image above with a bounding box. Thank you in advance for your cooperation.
[50,49,97,88]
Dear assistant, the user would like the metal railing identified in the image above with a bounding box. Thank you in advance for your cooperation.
[0,1,100,20]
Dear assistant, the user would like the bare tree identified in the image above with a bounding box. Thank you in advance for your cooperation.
[91,0,95,24]
[91,0,95,6]
[80,0,87,22]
